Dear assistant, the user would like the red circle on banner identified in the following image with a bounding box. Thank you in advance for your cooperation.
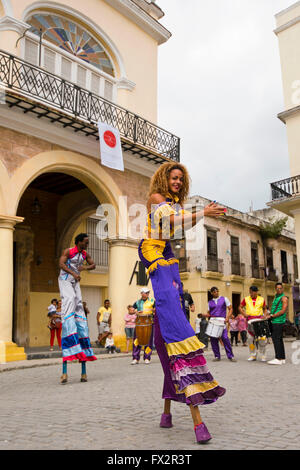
[103,130,117,148]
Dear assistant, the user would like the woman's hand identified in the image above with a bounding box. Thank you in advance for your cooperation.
[204,202,226,218]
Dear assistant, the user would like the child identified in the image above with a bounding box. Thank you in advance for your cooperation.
[47,298,58,330]
[124,305,137,353]
[229,313,239,346]
[237,312,248,346]
[105,333,116,354]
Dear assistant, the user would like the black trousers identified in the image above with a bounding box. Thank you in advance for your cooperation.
[230,331,239,346]
[271,323,285,360]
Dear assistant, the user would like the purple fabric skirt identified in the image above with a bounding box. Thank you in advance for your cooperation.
[139,239,226,406]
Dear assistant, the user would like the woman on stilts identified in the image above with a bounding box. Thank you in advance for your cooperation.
[138,162,226,443]
[58,233,97,384]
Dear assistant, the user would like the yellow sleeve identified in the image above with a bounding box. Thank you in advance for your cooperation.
[153,203,177,228]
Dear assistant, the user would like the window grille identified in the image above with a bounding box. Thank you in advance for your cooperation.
[86,217,109,267]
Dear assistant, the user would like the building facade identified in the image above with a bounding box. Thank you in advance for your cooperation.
[178,197,297,330]
[269,2,300,280]
[0,0,179,360]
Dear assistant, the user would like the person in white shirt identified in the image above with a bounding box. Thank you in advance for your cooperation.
[204,287,236,362]
[105,333,116,354]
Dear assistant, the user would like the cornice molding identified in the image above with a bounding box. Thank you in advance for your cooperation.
[116,77,136,91]
[103,0,171,44]
[278,105,300,124]
[0,16,30,35]
[274,15,300,35]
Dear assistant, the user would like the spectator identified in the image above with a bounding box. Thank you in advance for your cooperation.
[105,333,116,354]
[195,313,209,348]
[237,312,248,346]
[267,282,288,365]
[97,299,112,347]
[124,305,137,353]
[229,313,239,347]
[83,301,90,321]
[47,298,57,319]
[48,299,62,351]
[181,283,195,322]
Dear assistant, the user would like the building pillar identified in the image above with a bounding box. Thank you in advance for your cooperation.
[0,215,27,363]
[107,238,145,351]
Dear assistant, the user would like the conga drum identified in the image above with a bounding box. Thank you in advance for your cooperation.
[135,314,153,346]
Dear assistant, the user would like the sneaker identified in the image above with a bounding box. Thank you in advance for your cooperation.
[194,422,212,444]
[160,413,173,428]
[228,358,237,362]
[261,356,267,362]
[247,356,257,361]
[131,359,139,365]
[144,359,150,364]
[267,358,283,365]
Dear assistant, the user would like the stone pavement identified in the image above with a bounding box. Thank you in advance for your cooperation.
[0,340,299,450]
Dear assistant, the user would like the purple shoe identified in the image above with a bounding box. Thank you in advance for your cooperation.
[194,422,212,444]
[160,413,173,428]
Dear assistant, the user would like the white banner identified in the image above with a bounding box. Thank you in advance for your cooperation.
[98,121,124,171]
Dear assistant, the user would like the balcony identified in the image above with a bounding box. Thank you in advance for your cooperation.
[0,50,180,164]
[206,256,224,274]
[251,265,264,280]
[266,267,278,282]
[271,176,300,201]
[269,175,300,216]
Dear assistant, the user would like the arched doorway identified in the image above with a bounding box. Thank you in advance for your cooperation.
[14,171,107,347]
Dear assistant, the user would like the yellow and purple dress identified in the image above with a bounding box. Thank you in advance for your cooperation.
[138,194,226,405]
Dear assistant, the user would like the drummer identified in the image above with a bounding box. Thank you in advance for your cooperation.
[131,287,155,365]
[239,286,268,362]
[204,287,236,362]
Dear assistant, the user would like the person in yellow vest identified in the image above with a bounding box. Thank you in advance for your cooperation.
[131,287,155,365]
[97,299,112,347]
[239,286,268,361]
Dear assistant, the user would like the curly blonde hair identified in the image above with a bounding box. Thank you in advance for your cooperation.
[148,162,190,205]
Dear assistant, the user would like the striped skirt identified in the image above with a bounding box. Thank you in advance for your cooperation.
[59,278,97,362]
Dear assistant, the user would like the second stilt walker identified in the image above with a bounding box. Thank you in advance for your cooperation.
[58,233,97,384]
[138,162,226,444]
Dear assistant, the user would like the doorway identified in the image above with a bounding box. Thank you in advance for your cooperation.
[232,293,241,316]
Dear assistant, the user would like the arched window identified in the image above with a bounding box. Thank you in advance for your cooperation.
[24,13,116,101]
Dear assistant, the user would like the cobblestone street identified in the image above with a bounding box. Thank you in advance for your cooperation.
[0,340,299,451]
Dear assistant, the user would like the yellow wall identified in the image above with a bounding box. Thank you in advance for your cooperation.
[8,0,159,122]
[29,292,60,347]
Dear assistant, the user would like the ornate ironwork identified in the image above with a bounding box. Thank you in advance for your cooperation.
[270,175,300,200]
[0,50,180,161]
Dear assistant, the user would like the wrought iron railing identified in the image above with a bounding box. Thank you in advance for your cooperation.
[270,175,300,200]
[0,50,180,161]
[251,265,264,279]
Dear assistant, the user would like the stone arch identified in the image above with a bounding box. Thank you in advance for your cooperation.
[9,150,127,235]
[22,1,127,79]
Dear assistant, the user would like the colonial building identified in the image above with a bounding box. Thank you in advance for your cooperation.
[269,2,300,279]
[178,197,297,329]
[0,0,179,360]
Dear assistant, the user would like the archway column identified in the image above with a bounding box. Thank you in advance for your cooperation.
[0,214,27,363]
[107,237,143,351]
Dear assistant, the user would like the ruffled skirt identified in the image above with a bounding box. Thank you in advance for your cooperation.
[139,239,225,405]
